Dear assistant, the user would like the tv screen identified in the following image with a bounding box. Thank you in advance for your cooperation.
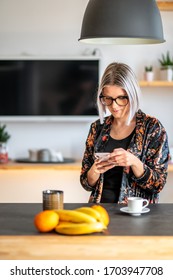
[0,59,99,117]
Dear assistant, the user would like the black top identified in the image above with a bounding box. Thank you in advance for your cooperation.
[101,130,135,203]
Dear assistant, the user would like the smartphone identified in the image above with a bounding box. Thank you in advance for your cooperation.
[94,152,110,162]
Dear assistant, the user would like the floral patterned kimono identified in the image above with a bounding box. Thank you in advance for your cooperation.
[80,109,170,204]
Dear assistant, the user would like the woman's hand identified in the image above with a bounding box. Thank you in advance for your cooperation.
[87,148,145,186]
[109,148,136,167]
[109,148,145,178]
[94,157,115,174]
[87,157,115,187]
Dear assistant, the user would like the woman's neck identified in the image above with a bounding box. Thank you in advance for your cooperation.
[113,114,135,126]
[110,116,136,140]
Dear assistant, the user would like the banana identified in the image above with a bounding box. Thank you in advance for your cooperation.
[55,221,106,235]
[75,207,102,222]
[55,209,97,223]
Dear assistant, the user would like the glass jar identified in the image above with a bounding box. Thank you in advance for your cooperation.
[0,142,8,163]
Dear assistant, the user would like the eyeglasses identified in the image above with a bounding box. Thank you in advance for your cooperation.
[99,94,129,107]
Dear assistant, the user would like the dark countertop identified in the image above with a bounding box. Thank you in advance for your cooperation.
[0,203,173,236]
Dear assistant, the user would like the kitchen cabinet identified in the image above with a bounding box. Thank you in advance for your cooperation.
[0,161,173,203]
[0,160,90,203]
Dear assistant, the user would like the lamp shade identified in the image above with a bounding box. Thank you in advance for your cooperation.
[79,0,165,44]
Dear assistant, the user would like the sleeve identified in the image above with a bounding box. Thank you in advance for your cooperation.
[80,121,101,192]
[131,119,170,193]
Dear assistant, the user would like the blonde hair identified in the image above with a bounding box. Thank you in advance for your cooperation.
[97,62,141,124]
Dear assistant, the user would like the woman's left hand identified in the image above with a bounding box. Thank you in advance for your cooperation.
[109,148,136,167]
[109,148,145,178]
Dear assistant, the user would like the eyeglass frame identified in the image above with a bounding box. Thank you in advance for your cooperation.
[99,94,129,107]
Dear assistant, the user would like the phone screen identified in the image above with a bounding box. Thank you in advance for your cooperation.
[94,152,110,162]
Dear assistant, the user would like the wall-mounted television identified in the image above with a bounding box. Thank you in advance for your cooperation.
[0,58,99,120]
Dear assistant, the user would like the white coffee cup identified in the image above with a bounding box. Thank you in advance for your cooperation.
[127,197,149,212]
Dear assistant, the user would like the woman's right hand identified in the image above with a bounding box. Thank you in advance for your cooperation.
[94,158,115,174]
[87,158,115,186]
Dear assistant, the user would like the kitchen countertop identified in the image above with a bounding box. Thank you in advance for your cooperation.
[0,160,81,170]
[0,203,173,260]
[1,161,173,171]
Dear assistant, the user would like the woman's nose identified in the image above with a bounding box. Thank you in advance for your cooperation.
[112,100,119,108]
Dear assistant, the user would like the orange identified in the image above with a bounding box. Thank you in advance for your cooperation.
[34,210,59,232]
[91,205,110,226]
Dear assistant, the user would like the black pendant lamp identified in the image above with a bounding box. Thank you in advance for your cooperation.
[79,0,165,44]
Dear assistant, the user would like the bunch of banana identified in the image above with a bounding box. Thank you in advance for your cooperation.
[55,221,106,235]
[54,207,107,235]
[75,207,102,221]
[55,209,97,223]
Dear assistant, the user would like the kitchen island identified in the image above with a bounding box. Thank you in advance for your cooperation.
[0,203,173,260]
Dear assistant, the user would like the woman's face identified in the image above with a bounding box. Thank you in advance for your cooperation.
[102,85,130,120]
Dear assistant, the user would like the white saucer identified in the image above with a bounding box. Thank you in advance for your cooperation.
[120,207,150,216]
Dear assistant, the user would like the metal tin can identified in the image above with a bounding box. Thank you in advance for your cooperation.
[43,190,64,210]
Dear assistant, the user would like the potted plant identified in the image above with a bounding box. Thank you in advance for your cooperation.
[0,124,11,163]
[158,51,173,81]
[144,66,154,81]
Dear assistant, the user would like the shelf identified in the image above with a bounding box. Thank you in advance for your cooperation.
[0,160,81,170]
[1,161,173,172]
[157,2,173,11]
[139,81,173,87]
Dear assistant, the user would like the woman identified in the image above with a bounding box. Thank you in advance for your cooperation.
[80,62,170,204]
